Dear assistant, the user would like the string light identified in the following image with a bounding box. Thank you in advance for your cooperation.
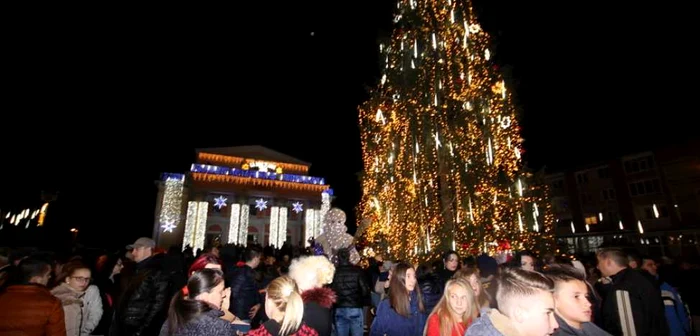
[357,0,554,261]
[183,201,209,253]
[159,175,185,234]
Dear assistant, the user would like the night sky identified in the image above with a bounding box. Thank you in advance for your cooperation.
[1,1,695,250]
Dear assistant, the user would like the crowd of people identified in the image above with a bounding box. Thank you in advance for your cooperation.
[0,238,699,336]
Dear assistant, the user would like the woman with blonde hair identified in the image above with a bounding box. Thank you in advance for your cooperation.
[453,267,491,312]
[424,279,478,336]
[288,255,336,336]
[249,276,318,336]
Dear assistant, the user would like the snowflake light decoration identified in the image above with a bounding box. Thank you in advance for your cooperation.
[292,202,303,213]
[255,198,268,211]
[214,196,228,209]
[161,220,177,233]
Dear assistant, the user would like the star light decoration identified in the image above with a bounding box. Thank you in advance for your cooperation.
[214,196,228,209]
[292,202,304,214]
[255,198,268,212]
[161,220,177,233]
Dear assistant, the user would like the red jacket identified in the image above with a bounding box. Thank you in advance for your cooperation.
[0,284,66,336]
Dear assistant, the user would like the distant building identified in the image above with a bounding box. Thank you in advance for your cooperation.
[545,141,700,256]
[153,146,332,252]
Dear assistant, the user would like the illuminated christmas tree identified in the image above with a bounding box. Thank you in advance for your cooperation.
[357,0,554,261]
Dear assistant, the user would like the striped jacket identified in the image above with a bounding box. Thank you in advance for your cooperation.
[600,268,669,336]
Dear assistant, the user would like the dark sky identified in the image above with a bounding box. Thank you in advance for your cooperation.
[1,1,696,249]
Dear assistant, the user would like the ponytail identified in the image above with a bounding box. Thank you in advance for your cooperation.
[267,276,305,336]
[279,290,304,336]
[166,287,213,336]
[166,269,224,335]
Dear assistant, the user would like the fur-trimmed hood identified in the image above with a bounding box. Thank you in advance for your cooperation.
[301,287,336,309]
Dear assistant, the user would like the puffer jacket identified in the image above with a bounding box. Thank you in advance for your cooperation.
[0,284,66,336]
[111,253,171,336]
[418,272,443,314]
[227,264,260,320]
[331,263,370,308]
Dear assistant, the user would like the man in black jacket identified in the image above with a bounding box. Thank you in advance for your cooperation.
[110,237,171,336]
[227,247,261,323]
[331,248,370,336]
[596,248,669,336]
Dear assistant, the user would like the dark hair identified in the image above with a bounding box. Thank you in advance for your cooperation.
[96,253,122,280]
[511,250,537,269]
[336,248,350,264]
[543,264,598,301]
[188,253,222,276]
[462,256,476,268]
[243,247,261,262]
[543,264,584,284]
[166,268,224,335]
[16,256,52,284]
[623,248,642,268]
[443,250,459,263]
[389,262,425,317]
[596,248,628,267]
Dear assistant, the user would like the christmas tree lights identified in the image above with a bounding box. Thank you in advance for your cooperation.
[358,0,554,261]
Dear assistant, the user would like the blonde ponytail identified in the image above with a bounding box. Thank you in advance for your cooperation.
[279,289,304,336]
[267,276,305,336]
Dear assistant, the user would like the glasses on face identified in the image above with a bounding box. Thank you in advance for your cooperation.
[71,276,91,283]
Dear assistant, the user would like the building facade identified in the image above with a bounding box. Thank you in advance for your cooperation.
[545,141,700,256]
[153,146,332,252]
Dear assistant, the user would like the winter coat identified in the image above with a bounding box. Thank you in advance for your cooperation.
[110,253,171,336]
[159,309,232,336]
[331,263,370,308]
[301,287,336,336]
[553,312,612,336]
[369,290,427,336]
[660,281,691,336]
[0,284,66,336]
[248,319,319,336]
[51,284,102,336]
[417,273,443,314]
[227,264,260,320]
[600,268,669,336]
[51,283,85,336]
[465,309,516,336]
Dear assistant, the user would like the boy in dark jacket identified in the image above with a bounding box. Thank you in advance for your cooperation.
[544,264,611,336]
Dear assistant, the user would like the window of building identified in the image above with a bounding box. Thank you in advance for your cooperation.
[580,193,593,205]
[629,179,661,196]
[606,211,620,223]
[602,188,616,201]
[624,156,655,174]
[551,180,564,189]
[576,173,589,184]
[585,215,598,225]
